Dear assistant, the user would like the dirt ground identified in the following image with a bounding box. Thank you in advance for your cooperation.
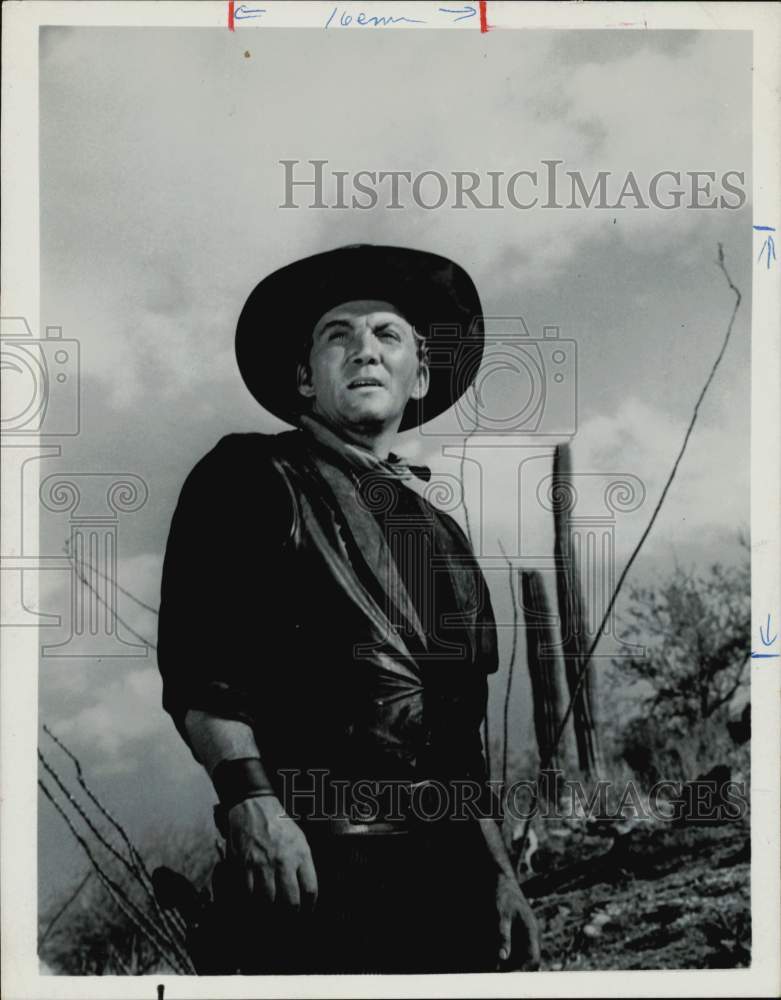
[522,820,751,971]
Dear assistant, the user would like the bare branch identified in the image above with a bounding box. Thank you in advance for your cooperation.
[63,539,160,615]
[39,870,92,949]
[515,243,743,857]
[66,546,157,649]
[498,539,519,788]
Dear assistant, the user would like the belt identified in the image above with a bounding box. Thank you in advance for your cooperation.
[326,818,409,836]
[215,778,474,839]
[321,779,442,837]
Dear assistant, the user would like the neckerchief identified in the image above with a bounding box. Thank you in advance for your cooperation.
[286,414,485,671]
[297,412,430,651]
[298,413,431,484]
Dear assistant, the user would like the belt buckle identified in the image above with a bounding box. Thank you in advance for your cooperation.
[328,817,408,836]
[326,779,440,835]
[403,778,448,828]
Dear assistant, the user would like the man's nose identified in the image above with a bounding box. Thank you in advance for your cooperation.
[349,326,381,364]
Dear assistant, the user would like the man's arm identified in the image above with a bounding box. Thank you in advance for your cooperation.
[158,439,314,907]
[477,817,540,970]
[157,435,293,745]
[184,709,260,776]
[463,560,539,968]
[184,710,318,910]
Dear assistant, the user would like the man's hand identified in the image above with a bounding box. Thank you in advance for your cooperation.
[227,796,318,911]
[495,872,540,971]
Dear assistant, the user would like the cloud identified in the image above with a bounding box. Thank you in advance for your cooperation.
[52,665,165,770]
[405,394,747,594]
[36,548,161,634]
[35,28,751,850]
[572,396,749,556]
[40,27,751,410]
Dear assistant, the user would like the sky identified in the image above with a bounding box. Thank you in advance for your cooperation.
[35,26,751,907]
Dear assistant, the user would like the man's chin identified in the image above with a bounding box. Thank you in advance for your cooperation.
[344,403,397,427]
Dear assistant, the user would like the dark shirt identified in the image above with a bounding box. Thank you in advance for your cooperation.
[157,428,498,806]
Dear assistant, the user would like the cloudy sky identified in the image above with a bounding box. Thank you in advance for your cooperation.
[36,26,751,907]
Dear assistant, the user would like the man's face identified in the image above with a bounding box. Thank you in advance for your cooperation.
[297,299,429,432]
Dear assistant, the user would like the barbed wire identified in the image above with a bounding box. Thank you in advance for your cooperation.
[38,743,188,962]
[42,724,186,941]
[43,243,742,901]
[37,774,193,974]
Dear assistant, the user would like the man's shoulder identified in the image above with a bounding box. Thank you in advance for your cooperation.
[404,481,475,553]
[208,428,302,458]
[191,429,305,474]
[176,430,306,504]
[175,431,303,536]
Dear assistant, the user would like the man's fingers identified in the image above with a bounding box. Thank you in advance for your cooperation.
[498,914,512,962]
[277,864,302,909]
[512,911,541,969]
[255,863,277,904]
[526,927,541,969]
[298,856,319,910]
[527,923,541,968]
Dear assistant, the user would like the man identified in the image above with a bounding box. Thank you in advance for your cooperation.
[157,244,540,974]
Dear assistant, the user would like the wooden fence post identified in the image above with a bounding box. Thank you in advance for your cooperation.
[551,443,604,778]
[521,569,578,790]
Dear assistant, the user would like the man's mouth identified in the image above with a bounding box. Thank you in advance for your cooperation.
[347,377,385,389]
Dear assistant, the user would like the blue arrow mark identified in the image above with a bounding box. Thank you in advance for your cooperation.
[439,5,477,21]
[235,4,266,20]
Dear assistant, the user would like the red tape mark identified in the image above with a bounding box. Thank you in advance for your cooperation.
[228,0,235,31]
[479,0,490,32]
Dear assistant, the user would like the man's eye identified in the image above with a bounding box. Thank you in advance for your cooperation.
[378,330,400,340]
[328,329,348,340]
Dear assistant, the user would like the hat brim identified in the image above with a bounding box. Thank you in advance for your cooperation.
[235,244,484,431]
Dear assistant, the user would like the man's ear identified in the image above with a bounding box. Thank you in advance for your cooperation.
[297,362,316,399]
[409,360,430,401]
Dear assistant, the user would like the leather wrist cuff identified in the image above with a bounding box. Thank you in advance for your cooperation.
[213,757,276,810]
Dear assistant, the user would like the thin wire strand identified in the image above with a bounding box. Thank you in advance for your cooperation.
[38,749,188,963]
[42,726,186,939]
[66,550,157,649]
[516,243,742,853]
[64,540,160,615]
[38,778,192,974]
[498,539,519,789]
[39,870,92,948]
[459,430,477,549]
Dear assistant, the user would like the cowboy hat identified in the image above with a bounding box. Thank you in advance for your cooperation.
[235,244,484,431]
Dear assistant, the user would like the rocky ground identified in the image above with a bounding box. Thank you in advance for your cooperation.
[39,803,752,975]
[521,820,751,971]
